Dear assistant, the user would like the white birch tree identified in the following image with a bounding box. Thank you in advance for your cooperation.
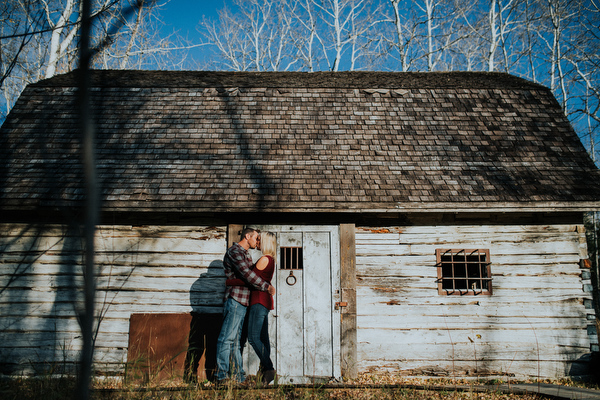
[201,0,299,71]
[294,0,324,71]
[95,0,185,70]
[1,1,40,119]
[313,0,383,71]
[381,0,440,72]
[533,0,576,112]
[415,0,442,70]
[0,0,193,123]
[387,0,412,71]
[43,0,80,78]
[488,0,500,71]
[202,6,254,71]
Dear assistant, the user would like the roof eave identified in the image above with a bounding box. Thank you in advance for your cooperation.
[101,201,600,213]
[391,201,600,213]
[2,201,600,214]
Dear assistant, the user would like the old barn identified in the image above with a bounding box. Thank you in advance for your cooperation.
[0,70,598,381]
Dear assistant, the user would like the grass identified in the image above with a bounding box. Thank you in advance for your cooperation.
[2,371,598,399]
[103,388,542,400]
[0,382,545,400]
[5,372,588,400]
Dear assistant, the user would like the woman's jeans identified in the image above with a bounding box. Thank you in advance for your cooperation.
[216,298,247,382]
[247,303,274,371]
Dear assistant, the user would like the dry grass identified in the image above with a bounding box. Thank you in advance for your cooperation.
[350,372,600,390]
[3,371,598,400]
[2,372,580,400]
[92,388,543,400]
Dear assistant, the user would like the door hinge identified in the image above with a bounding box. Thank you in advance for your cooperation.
[334,302,348,310]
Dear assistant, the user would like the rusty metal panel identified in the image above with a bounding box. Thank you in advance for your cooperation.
[127,313,222,383]
[127,313,193,383]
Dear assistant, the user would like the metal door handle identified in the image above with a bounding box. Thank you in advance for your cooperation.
[286,271,297,286]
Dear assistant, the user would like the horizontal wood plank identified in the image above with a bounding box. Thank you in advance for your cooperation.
[354,224,594,378]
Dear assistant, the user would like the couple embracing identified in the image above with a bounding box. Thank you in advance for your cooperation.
[216,227,277,385]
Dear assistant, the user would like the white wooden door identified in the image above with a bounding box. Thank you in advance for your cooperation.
[244,225,341,384]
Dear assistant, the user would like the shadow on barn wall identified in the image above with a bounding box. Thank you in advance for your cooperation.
[0,94,92,373]
[0,221,88,374]
[184,262,225,383]
[0,87,157,375]
[221,86,271,210]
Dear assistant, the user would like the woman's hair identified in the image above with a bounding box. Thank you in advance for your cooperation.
[260,231,277,257]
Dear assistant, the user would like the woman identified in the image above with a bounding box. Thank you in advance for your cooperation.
[226,231,276,385]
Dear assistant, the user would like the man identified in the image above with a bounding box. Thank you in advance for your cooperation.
[216,227,276,384]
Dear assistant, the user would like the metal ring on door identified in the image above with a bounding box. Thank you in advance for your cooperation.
[286,271,297,286]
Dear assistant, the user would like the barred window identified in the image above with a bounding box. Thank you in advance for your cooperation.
[280,247,303,270]
[436,249,492,295]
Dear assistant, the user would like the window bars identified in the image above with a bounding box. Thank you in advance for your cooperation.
[436,249,492,295]
[280,247,303,270]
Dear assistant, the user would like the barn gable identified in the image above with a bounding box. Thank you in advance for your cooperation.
[0,71,598,380]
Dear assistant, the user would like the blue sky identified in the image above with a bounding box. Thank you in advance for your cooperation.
[158,0,226,67]
[159,0,224,40]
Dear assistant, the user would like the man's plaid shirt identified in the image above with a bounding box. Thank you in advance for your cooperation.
[223,242,270,306]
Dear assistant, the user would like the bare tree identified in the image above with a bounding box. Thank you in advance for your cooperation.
[42,0,138,78]
[0,0,196,125]
[293,0,324,71]
[540,0,574,110]
[1,2,35,87]
[378,0,426,71]
[456,0,523,72]
[94,0,189,70]
[562,0,600,161]
[201,0,275,71]
[383,0,461,71]
[312,0,384,71]
[243,0,272,71]
[414,0,456,71]
[487,0,500,71]
[76,2,153,397]
[0,1,47,120]
[387,0,413,71]
[201,0,311,71]
[202,6,254,71]
[44,0,80,78]
[246,0,300,71]
[76,0,97,396]
[267,0,302,71]
[446,18,487,71]
[486,0,522,72]
[522,0,542,81]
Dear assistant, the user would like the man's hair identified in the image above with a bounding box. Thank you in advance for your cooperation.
[240,227,258,241]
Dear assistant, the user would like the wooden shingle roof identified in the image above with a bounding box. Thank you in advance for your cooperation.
[1,70,599,214]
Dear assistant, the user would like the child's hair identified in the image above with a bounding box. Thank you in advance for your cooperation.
[260,231,277,257]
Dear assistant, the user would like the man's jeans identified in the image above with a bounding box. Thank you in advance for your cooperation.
[247,303,274,371]
[216,297,247,382]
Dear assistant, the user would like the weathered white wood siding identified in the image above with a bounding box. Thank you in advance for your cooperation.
[2,222,596,379]
[355,224,596,378]
[0,223,227,375]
